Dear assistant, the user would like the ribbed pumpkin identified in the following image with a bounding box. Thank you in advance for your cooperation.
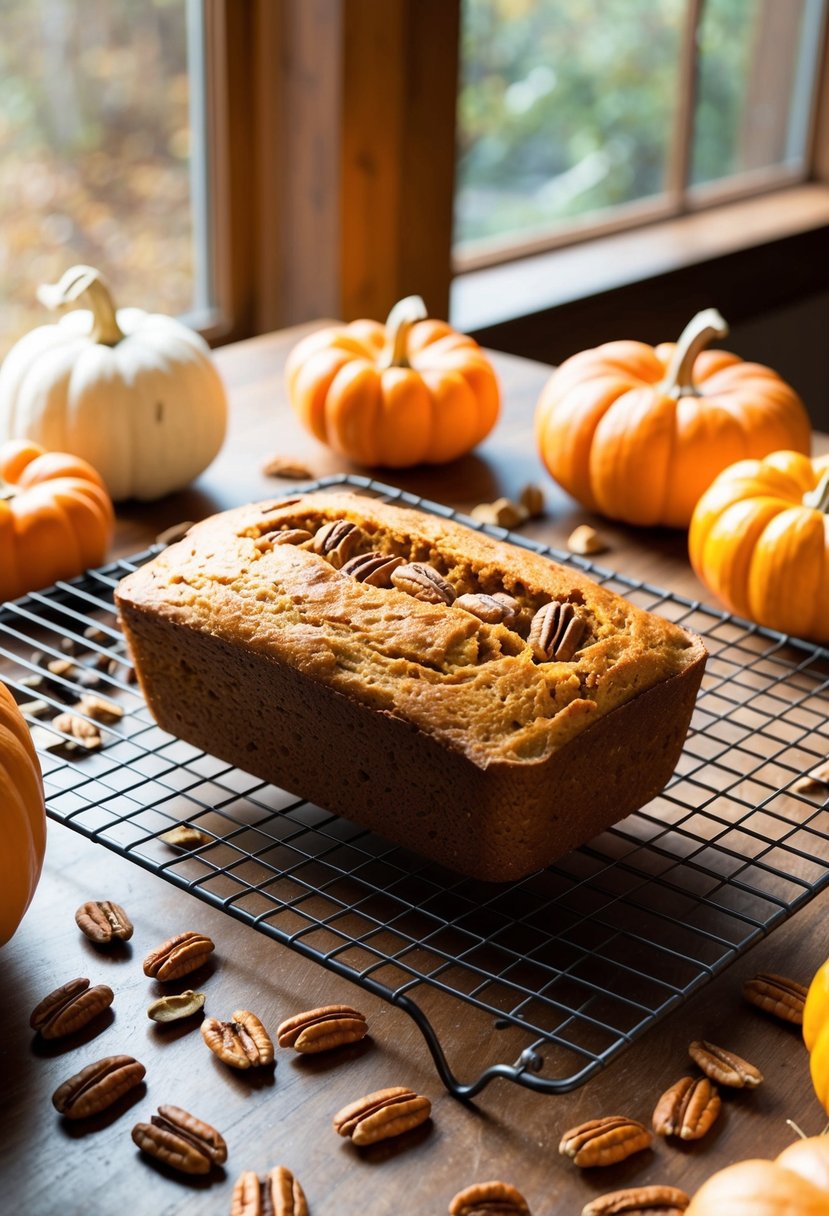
[804,956,829,1115]
[686,1137,829,1215]
[688,450,829,644]
[0,439,114,602]
[0,265,228,501]
[285,296,500,467]
[0,679,46,946]
[535,309,811,528]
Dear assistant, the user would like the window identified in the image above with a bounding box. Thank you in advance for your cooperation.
[454,0,828,271]
[0,0,211,358]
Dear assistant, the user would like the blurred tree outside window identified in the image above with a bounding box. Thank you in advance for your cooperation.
[455,0,826,264]
[0,0,207,360]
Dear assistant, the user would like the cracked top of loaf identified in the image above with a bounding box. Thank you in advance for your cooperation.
[116,491,706,768]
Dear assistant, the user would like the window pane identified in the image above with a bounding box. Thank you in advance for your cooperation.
[691,0,825,187]
[0,0,206,358]
[454,0,685,254]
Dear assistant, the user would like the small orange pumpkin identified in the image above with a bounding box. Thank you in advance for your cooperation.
[285,296,500,467]
[535,309,811,528]
[804,956,829,1115]
[688,449,829,643]
[0,679,46,945]
[686,1136,829,1214]
[0,439,114,602]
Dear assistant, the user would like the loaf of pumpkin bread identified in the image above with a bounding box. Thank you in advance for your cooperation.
[115,491,707,881]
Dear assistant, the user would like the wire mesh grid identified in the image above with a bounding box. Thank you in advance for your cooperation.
[3,474,829,1098]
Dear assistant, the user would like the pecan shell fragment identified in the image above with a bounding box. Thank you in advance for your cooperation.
[688,1039,763,1088]
[581,1185,690,1215]
[277,1004,368,1053]
[52,1054,146,1119]
[201,1009,274,1069]
[75,900,134,944]
[143,931,215,981]
[652,1075,720,1140]
[449,1179,531,1214]
[333,1086,431,1146]
[743,973,807,1024]
[30,976,114,1040]
[559,1116,652,1168]
[132,1103,227,1175]
[231,1166,308,1216]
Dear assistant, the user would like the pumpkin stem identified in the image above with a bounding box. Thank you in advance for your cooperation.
[36,265,124,346]
[786,1118,809,1140]
[381,295,429,369]
[660,308,729,399]
[803,468,829,513]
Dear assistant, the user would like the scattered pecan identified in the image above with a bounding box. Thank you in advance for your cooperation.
[201,1009,274,1069]
[52,1054,146,1119]
[652,1076,720,1140]
[75,900,134,944]
[47,658,77,678]
[529,601,587,662]
[147,990,206,1023]
[792,760,829,795]
[261,456,313,481]
[455,592,520,627]
[391,562,456,605]
[558,1116,652,1167]
[51,712,102,749]
[449,1179,530,1214]
[160,824,213,849]
[30,977,114,1040]
[84,625,111,644]
[688,1040,763,1088]
[311,519,362,567]
[132,1104,227,1175]
[340,551,405,587]
[519,483,545,518]
[743,973,807,1025]
[333,1086,431,1146]
[568,524,608,556]
[470,498,528,528]
[231,1166,308,1216]
[73,694,124,724]
[277,1004,368,1054]
[143,931,215,981]
[581,1185,690,1215]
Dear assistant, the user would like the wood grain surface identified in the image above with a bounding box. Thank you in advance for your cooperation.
[2,327,829,1216]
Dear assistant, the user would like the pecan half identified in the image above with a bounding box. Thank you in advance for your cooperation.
[143,931,215,981]
[74,694,124,723]
[455,592,520,627]
[255,528,315,553]
[340,551,405,587]
[688,1040,763,1088]
[160,824,213,849]
[792,760,829,794]
[391,562,456,605]
[568,524,608,557]
[75,900,134,944]
[52,1055,146,1119]
[581,1186,690,1216]
[52,712,102,749]
[529,601,587,662]
[652,1076,720,1140]
[147,989,206,1023]
[449,1179,530,1214]
[333,1086,431,1146]
[231,1166,308,1216]
[743,973,807,1024]
[519,483,545,518]
[201,1010,274,1069]
[30,977,114,1040]
[559,1116,652,1167]
[276,1004,368,1053]
[132,1104,227,1175]
[261,456,313,480]
[311,519,362,567]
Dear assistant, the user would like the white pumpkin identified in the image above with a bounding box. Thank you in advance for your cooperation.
[0,265,228,501]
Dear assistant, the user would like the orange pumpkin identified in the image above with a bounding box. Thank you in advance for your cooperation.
[535,309,811,528]
[0,679,46,945]
[804,957,829,1115]
[0,439,114,602]
[285,295,500,467]
[686,1136,829,1214]
[688,449,829,644]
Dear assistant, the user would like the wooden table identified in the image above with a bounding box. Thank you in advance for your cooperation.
[3,326,829,1215]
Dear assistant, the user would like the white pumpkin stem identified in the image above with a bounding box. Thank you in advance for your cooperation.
[803,468,829,513]
[786,1118,808,1140]
[660,308,729,399]
[36,265,124,346]
[380,295,429,369]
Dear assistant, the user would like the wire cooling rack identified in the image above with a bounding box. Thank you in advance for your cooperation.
[2,475,829,1099]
